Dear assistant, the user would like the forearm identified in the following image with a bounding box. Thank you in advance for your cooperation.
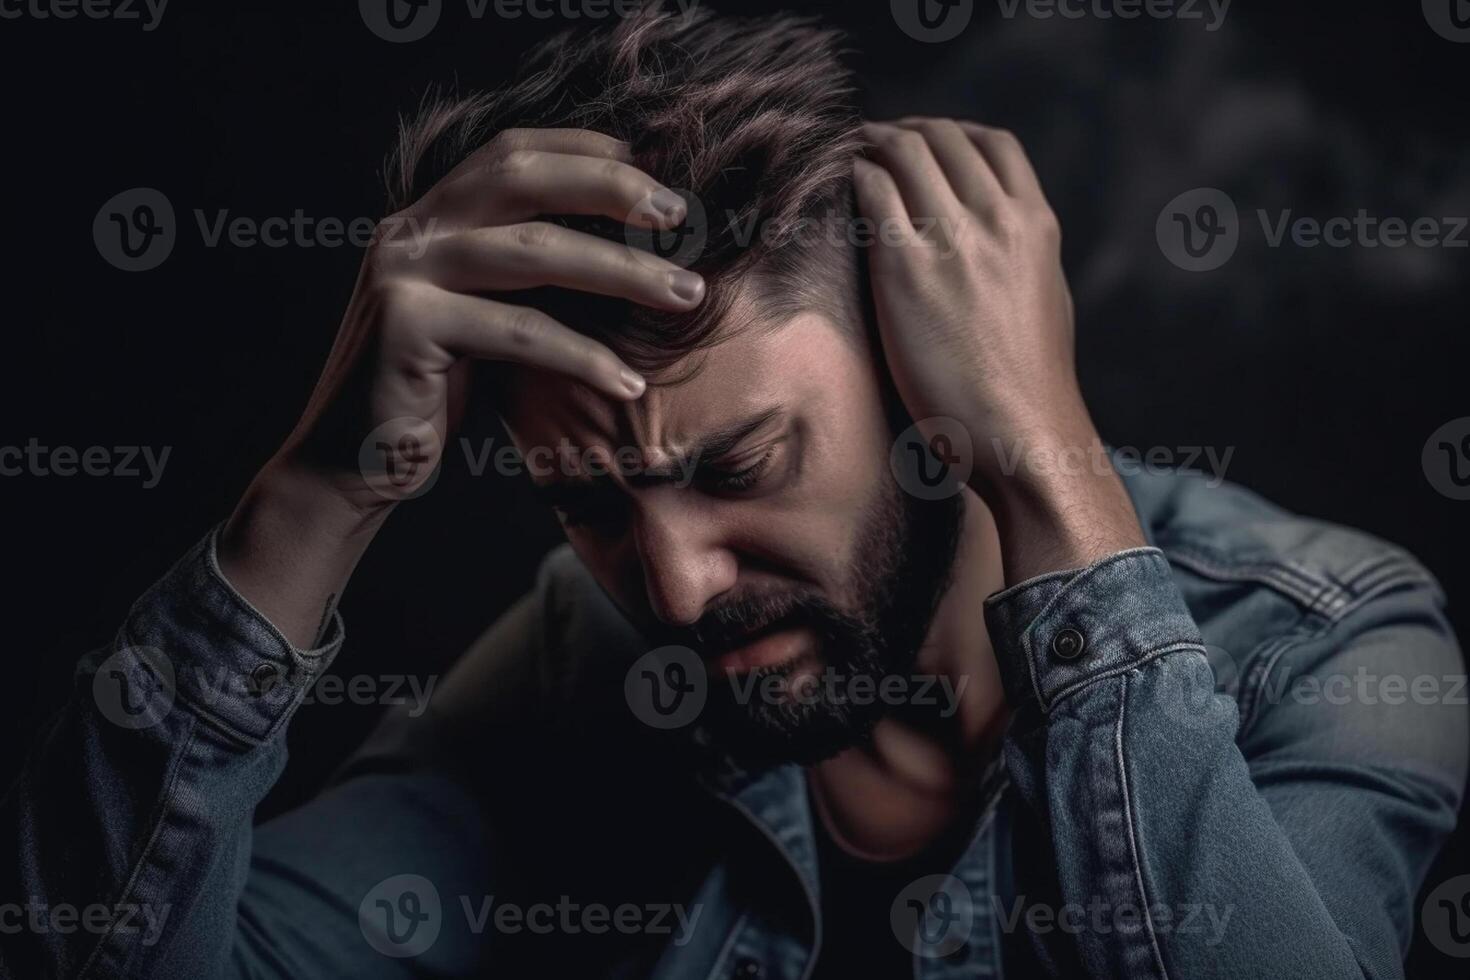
[218,458,391,648]
[972,410,1147,583]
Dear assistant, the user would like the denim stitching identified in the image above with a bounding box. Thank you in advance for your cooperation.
[1043,643,1206,714]
[78,710,202,980]
[702,911,751,980]
[1163,547,1334,611]
[1114,674,1170,980]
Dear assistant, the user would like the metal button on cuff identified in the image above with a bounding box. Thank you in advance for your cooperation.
[1050,627,1087,661]
[248,662,282,697]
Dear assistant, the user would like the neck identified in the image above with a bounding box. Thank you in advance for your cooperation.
[808,487,1009,861]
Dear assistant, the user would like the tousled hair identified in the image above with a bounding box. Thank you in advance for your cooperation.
[384,1,869,378]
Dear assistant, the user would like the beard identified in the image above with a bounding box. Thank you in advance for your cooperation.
[656,474,966,768]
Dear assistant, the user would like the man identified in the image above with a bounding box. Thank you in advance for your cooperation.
[2,4,1465,978]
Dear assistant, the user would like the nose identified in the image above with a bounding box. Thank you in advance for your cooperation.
[630,495,738,627]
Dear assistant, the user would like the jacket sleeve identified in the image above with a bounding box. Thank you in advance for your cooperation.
[985,546,1468,979]
[0,527,347,979]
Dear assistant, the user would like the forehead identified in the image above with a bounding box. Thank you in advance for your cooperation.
[499,312,859,454]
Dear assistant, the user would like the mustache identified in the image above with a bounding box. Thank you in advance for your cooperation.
[660,589,864,658]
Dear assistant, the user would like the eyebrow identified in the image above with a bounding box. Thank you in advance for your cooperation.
[528,406,786,508]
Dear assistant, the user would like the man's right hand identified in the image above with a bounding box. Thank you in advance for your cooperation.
[218,128,704,646]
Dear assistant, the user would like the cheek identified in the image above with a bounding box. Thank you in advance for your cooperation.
[721,401,893,589]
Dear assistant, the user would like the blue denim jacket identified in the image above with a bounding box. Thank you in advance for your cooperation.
[2,467,1466,979]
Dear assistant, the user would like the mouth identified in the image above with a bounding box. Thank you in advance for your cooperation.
[707,625,817,676]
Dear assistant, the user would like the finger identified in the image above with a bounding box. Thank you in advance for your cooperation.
[852,157,929,277]
[955,122,1047,202]
[862,122,964,225]
[852,157,919,260]
[487,127,635,163]
[420,285,646,399]
[439,150,687,230]
[889,117,1004,208]
[422,222,706,312]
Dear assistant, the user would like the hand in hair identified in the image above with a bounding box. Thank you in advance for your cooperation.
[218,127,705,645]
[855,119,1145,581]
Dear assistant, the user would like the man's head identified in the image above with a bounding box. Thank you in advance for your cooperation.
[390,3,965,766]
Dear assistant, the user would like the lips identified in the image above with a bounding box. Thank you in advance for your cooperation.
[708,625,816,675]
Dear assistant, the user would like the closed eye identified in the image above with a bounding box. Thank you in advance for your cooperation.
[703,445,779,493]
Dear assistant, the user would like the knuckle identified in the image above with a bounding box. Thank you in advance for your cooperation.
[489,128,533,153]
[1036,207,1062,240]
[581,343,613,375]
[622,244,663,281]
[503,306,548,347]
[599,157,628,184]
[366,214,412,265]
[991,206,1025,240]
[375,281,425,334]
[920,118,959,139]
[890,129,927,153]
[514,221,556,249]
[492,148,539,177]
[602,159,648,204]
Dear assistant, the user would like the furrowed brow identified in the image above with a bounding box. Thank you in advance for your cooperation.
[529,406,788,499]
[665,407,786,472]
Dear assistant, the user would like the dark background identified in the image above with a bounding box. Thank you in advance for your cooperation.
[2,0,1467,973]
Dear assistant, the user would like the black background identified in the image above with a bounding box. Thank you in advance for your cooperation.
[2,0,1467,974]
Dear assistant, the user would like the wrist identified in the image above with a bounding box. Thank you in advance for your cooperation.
[217,457,392,648]
[228,455,395,545]
[969,418,1147,582]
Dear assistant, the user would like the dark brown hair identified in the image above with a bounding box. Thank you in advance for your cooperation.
[384,1,868,377]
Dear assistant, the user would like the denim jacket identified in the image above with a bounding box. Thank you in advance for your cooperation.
[2,466,1466,979]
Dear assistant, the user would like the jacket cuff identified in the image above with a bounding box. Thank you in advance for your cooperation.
[982,547,1203,713]
[107,524,345,745]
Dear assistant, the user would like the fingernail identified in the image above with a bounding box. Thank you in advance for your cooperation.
[650,188,686,223]
[620,368,646,395]
[669,270,705,303]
